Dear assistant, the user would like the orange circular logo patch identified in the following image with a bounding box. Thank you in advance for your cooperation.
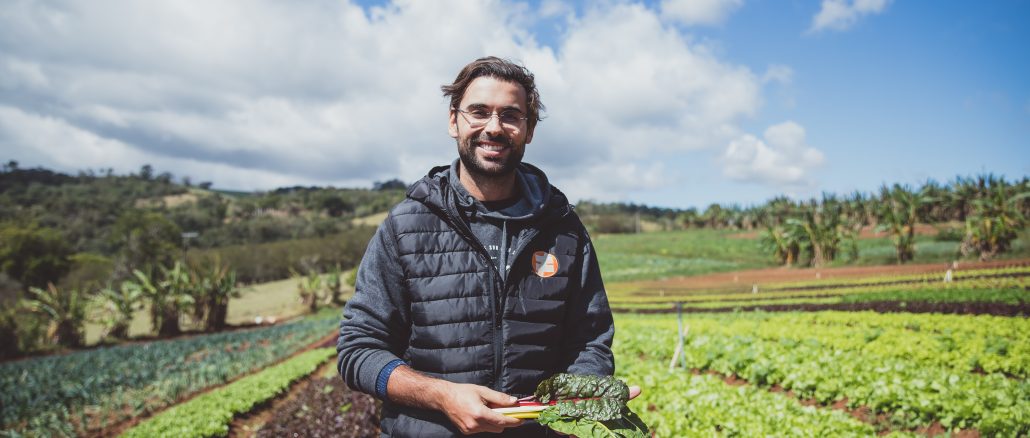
[531,251,559,278]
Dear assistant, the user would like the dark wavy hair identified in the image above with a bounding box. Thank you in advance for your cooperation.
[441,56,544,130]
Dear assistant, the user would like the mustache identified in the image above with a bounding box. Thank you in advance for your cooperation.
[471,134,512,148]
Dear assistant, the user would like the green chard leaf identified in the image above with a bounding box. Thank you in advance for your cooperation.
[533,374,650,438]
[534,373,630,403]
[549,398,625,422]
[538,407,650,438]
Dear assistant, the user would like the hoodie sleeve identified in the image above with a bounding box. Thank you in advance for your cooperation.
[560,228,616,376]
[337,215,411,397]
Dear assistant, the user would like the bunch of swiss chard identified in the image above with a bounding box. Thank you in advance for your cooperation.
[533,373,650,438]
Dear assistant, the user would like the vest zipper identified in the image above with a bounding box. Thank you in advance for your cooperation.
[421,193,571,391]
[430,201,507,390]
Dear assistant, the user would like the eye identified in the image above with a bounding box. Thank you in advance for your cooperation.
[468,109,491,119]
[499,111,524,122]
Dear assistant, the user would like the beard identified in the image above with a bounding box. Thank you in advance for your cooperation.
[457,132,525,177]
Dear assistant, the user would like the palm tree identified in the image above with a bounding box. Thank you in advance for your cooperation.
[198,261,240,331]
[786,198,858,268]
[961,180,1028,261]
[324,264,343,305]
[876,184,931,264]
[130,263,193,337]
[93,282,144,340]
[293,268,322,313]
[25,283,87,347]
[765,196,797,228]
[918,179,949,223]
[759,226,801,266]
[948,176,976,221]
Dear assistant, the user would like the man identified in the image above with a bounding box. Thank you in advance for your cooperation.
[337,56,615,437]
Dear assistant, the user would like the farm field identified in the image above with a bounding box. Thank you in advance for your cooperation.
[4,256,1028,436]
[0,308,341,437]
[607,264,1030,314]
[616,310,1029,436]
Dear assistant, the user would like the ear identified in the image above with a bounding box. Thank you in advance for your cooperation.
[448,110,459,139]
[524,123,535,145]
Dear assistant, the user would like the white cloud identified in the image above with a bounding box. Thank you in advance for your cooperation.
[660,0,744,26]
[0,57,50,90]
[538,0,574,19]
[517,2,763,200]
[761,64,793,85]
[722,121,824,185]
[0,0,779,202]
[810,0,891,32]
[0,105,344,188]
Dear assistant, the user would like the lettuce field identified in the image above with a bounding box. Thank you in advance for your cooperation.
[1,264,1027,436]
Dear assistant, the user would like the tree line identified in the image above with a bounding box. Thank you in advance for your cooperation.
[578,174,1028,266]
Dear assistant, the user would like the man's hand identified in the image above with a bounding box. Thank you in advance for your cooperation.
[437,383,524,434]
[386,365,523,434]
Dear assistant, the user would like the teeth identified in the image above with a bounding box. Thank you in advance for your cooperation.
[480,145,505,151]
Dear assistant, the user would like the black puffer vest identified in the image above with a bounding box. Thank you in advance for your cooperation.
[382,169,588,437]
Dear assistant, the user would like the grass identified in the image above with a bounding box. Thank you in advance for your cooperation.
[593,229,774,282]
[351,211,388,227]
[837,234,1030,267]
[593,228,1030,284]
[84,273,354,345]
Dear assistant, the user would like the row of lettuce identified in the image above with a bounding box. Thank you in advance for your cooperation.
[616,311,1029,436]
[0,309,339,437]
[121,348,336,438]
[609,266,1029,310]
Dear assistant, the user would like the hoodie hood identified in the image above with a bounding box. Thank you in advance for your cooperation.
[447,159,550,222]
[407,159,569,223]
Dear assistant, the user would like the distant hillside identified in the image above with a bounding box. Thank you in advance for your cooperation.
[0,162,403,287]
[0,162,405,254]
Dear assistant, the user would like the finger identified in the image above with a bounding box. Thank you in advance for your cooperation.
[487,410,524,428]
[467,409,522,433]
[478,388,518,408]
[628,385,641,400]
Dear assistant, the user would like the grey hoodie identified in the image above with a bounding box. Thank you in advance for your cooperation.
[448,159,551,282]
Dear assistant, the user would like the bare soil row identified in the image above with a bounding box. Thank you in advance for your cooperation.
[229,359,378,438]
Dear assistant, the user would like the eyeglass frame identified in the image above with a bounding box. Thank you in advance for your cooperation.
[452,106,529,129]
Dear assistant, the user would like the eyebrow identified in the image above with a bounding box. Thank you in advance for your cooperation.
[463,103,524,114]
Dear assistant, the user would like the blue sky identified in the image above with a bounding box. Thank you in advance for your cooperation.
[1,0,1027,209]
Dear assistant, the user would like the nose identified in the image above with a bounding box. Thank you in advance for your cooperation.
[483,113,504,136]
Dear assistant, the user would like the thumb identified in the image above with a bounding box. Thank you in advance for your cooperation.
[479,387,518,408]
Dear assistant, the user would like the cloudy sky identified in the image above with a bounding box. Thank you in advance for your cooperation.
[1,0,1028,208]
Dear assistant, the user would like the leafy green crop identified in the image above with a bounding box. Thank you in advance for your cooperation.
[538,408,650,438]
[535,373,629,404]
[532,374,649,437]
[615,312,1030,435]
[0,312,337,436]
[120,347,334,438]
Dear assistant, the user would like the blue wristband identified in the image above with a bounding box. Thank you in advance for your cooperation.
[375,359,406,399]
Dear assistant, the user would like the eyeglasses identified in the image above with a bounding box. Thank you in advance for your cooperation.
[454,108,528,129]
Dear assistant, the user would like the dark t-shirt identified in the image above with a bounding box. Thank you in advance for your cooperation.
[471,196,522,281]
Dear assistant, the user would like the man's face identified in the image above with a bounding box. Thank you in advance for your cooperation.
[448,76,534,177]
